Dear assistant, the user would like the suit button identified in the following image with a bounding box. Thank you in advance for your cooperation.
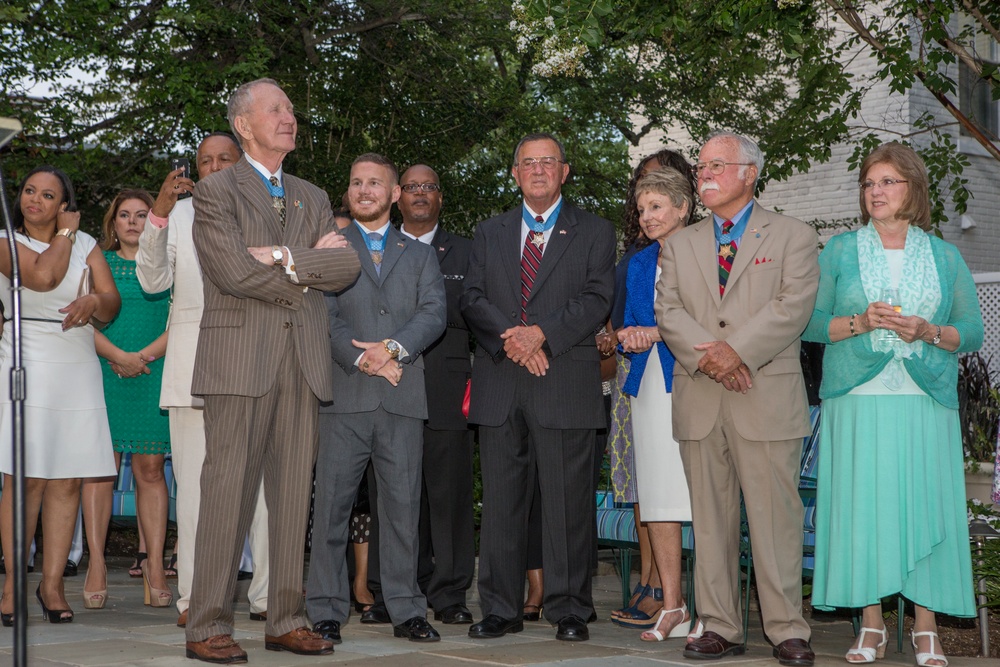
[719,321,727,328]
[511,311,517,318]
[283,322,293,329]
[380,308,387,315]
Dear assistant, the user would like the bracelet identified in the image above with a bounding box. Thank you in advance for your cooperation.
[849,314,859,337]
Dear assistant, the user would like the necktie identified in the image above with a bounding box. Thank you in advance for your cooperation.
[520,216,545,324]
[269,176,286,227]
[718,220,737,297]
[368,232,384,275]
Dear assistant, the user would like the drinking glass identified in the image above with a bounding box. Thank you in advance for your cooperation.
[878,288,901,342]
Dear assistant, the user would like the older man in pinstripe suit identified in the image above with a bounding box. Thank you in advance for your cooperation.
[461,133,615,643]
[184,78,360,664]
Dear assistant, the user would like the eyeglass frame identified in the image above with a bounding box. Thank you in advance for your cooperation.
[859,178,908,191]
[517,156,565,169]
[400,183,441,193]
[693,159,755,176]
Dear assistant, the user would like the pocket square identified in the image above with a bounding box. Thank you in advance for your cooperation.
[754,257,773,265]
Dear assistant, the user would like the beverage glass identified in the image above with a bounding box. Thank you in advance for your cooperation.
[878,288,901,342]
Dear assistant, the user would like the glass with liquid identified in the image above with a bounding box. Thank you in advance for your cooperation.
[878,288,901,342]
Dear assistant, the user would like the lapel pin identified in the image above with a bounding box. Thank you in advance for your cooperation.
[439,246,446,251]
[397,242,405,247]
[559,229,567,234]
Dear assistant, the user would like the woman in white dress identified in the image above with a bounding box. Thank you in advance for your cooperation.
[617,167,694,641]
[0,166,120,624]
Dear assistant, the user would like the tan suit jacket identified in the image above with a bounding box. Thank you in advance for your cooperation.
[191,158,360,400]
[135,198,204,407]
[655,203,819,442]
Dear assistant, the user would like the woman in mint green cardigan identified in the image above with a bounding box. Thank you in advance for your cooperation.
[802,143,983,667]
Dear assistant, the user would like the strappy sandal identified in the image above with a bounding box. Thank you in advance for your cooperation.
[128,551,147,578]
[911,631,948,667]
[846,626,887,663]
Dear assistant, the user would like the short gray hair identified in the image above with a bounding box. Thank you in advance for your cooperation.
[512,132,567,166]
[227,78,280,146]
[705,129,764,184]
[635,168,694,221]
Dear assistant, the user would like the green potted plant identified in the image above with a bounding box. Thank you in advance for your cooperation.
[958,352,999,508]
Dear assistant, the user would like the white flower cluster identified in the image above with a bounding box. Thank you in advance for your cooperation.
[776,0,801,8]
[509,0,592,78]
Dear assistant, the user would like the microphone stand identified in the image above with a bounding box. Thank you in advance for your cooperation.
[0,116,28,667]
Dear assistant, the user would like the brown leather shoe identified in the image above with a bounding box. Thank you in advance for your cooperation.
[264,627,334,655]
[683,630,746,660]
[176,609,187,628]
[184,634,247,664]
[773,638,815,666]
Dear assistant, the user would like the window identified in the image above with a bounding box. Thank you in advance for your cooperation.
[959,29,999,140]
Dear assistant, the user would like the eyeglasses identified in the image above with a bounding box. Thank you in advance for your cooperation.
[693,160,754,176]
[518,156,564,169]
[400,183,441,193]
[860,178,908,191]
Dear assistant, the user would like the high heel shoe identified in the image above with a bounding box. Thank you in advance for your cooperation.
[612,587,663,629]
[640,603,690,642]
[1,594,12,627]
[911,630,948,667]
[36,585,73,623]
[846,626,887,663]
[142,567,173,608]
[612,582,648,619]
[82,564,107,610]
[522,603,543,621]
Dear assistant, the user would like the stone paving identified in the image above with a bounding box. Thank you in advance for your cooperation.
[0,557,987,666]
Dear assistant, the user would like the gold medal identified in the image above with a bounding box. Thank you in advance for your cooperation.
[718,244,734,260]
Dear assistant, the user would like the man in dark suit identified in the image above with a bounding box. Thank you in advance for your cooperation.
[305,153,446,644]
[461,133,615,642]
[398,165,476,624]
[185,78,360,663]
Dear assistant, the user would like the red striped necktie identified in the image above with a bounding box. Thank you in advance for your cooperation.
[718,220,737,297]
[520,216,545,324]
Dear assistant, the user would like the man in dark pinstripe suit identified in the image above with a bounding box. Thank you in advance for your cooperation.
[184,78,360,664]
[461,133,615,642]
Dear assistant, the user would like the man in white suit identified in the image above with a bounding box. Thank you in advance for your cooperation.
[135,131,270,628]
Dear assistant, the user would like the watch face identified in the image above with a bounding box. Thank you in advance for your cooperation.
[272,248,283,264]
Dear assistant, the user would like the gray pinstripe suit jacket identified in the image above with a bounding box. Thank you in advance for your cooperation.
[191,158,361,401]
[322,222,446,419]
[460,201,616,429]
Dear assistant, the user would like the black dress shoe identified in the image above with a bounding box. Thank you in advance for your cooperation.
[312,619,342,645]
[434,603,473,624]
[587,610,597,623]
[684,630,746,660]
[555,615,589,642]
[360,601,390,624]
[236,570,253,581]
[469,614,523,638]
[773,638,815,666]
[393,616,441,642]
[63,560,78,577]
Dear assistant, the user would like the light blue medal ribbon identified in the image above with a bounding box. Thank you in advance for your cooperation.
[522,200,562,247]
[713,205,752,245]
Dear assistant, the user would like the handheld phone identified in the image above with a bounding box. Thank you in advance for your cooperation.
[170,157,192,199]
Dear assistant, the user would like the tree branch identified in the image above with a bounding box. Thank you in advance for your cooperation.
[307,9,426,46]
[962,0,1000,45]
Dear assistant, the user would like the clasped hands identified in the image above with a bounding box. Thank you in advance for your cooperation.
[248,230,350,265]
[502,325,548,377]
[353,340,403,386]
[695,340,752,394]
[111,351,155,379]
[858,301,929,344]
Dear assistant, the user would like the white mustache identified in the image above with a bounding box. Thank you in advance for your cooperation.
[699,182,720,195]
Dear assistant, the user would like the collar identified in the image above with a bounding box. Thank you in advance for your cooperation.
[245,154,284,183]
[400,222,438,245]
[713,201,754,242]
[523,195,563,223]
[354,219,391,237]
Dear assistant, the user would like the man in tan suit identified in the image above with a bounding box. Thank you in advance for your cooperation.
[655,131,818,666]
[183,78,360,663]
[136,132,271,629]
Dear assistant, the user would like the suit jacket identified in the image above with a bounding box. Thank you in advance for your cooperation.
[460,201,616,430]
[135,198,205,408]
[191,157,361,401]
[419,227,472,431]
[654,202,819,442]
[322,223,446,420]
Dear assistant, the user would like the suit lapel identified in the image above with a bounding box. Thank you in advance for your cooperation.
[281,175,302,244]
[530,206,575,295]
[500,209,524,301]
[691,219,722,308]
[724,203,768,294]
[236,159,283,240]
[432,228,451,267]
[378,225,406,283]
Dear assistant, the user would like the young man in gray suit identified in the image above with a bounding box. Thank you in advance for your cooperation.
[462,133,615,642]
[305,153,447,644]
[184,78,361,664]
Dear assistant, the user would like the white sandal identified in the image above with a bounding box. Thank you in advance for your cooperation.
[911,631,948,667]
[640,603,689,642]
[846,626,887,663]
[687,617,705,643]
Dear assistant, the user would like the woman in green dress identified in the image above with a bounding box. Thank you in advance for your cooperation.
[802,143,983,667]
[82,189,171,610]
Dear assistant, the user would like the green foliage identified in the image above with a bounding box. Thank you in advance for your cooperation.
[958,352,1000,464]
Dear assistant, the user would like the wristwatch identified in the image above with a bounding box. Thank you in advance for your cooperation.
[383,339,401,359]
[930,325,942,346]
[55,228,76,244]
[271,246,283,266]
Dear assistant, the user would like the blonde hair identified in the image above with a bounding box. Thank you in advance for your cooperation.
[858,142,931,231]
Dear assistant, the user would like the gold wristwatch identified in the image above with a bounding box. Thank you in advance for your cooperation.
[383,339,401,359]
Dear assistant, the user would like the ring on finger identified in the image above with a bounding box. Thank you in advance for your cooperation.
[729,375,736,382]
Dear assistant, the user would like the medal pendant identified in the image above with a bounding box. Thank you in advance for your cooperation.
[371,250,383,265]
[718,244,734,260]
[530,232,545,248]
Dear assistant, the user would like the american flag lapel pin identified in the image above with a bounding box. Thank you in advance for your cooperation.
[294,200,303,209]
[559,229,567,234]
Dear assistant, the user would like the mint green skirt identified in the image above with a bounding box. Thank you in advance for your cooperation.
[812,393,975,617]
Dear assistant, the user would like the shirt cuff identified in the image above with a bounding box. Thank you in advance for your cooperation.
[281,246,300,284]
[148,211,169,229]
